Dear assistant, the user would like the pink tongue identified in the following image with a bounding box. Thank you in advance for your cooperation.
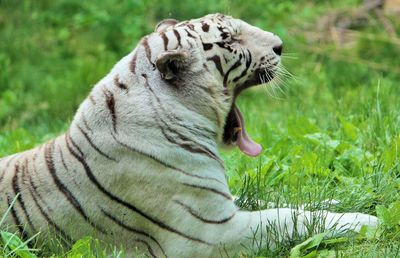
[233,105,262,157]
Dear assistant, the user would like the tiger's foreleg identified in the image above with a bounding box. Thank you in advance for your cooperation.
[211,208,378,256]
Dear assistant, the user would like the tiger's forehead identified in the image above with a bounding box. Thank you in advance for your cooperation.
[179,13,233,24]
[175,13,239,34]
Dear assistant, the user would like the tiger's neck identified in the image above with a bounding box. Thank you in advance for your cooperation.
[69,101,225,171]
[66,46,230,185]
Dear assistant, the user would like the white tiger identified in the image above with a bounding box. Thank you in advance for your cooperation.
[0,13,377,257]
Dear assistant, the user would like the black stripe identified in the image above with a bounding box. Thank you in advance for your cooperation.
[153,99,222,165]
[207,55,224,77]
[160,31,169,51]
[223,59,242,88]
[67,132,84,158]
[137,239,157,258]
[233,49,252,83]
[111,133,224,185]
[103,89,117,133]
[44,141,107,234]
[215,42,233,52]
[174,200,235,224]
[187,23,195,31]
[101,208,165,257]
[158,125,219,161]
[184,29,196,39]
[202,43,213,51]
[59,142,83,188]
[175,114,217,138]
[159,124,222,166]
[130,52,138,74]
[27,172,73,244]
[114,75,128,90]
[59,147,70,173]
[201,22,210,32]
[76,124,117,161]
[182,183,232,200]
[30,155,54,214]
[7,195,28,239]
[81,113,93,134]
[142,37,155,67]
[217,26,225,33]
[220,32,230,40]
[12,161,36,232]
[65,134,212,245]
[173,29,181,48]
[173,115,217,138]
[222,54,229,65]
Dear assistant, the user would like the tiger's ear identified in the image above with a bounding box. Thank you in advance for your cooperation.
[156,50,189,80]
[155,19,179,32]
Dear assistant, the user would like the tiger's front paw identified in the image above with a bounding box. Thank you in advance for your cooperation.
[328,212,378,233]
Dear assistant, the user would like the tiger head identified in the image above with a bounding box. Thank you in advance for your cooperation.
[100,13,282,159]
[153,14,282,156]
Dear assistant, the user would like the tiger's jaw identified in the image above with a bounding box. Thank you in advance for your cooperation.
[222,68,276,157]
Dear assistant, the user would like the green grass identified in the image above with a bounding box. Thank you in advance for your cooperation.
[1,0,400,257]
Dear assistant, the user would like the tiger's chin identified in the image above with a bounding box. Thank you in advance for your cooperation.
[222,68,275,157]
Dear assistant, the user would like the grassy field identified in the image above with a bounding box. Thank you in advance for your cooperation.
[1,0,400,257]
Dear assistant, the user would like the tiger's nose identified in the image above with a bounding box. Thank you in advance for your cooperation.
[272,43,283,56]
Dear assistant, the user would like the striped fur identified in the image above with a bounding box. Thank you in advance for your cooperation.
[0,14,377,257]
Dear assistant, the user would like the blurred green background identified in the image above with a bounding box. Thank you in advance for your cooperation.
[1,0,400,256]
[0,0,399,155]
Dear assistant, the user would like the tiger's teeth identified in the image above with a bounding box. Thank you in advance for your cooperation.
[233,127,242,134]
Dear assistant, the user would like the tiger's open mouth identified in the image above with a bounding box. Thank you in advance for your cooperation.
[222,68,275,157]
